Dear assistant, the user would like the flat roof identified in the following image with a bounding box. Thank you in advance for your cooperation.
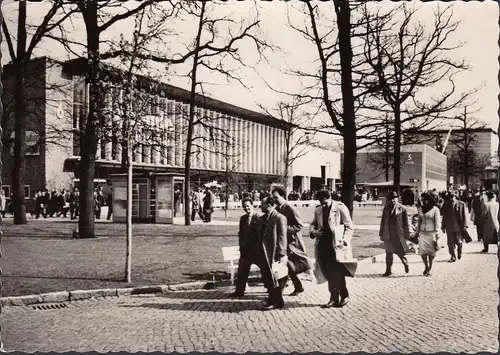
[413,128,498,135]
[60,57,291,130]
[356,144,444,155]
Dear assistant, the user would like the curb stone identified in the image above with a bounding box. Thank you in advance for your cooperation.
[0,253,390,307]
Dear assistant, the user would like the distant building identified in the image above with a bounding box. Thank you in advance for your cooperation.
[1,57,291,211]
[290,144,341,192]
[408,128,498,189]
[342,144,447,194]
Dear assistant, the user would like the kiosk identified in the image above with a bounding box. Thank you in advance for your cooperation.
[110,173,185,224]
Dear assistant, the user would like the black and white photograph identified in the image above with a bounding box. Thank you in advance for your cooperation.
[0,0,498,352]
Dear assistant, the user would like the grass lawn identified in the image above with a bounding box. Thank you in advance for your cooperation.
[0,220,385,297]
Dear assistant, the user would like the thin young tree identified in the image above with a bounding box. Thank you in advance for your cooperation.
[0,0,4,348]
[178,1,272,225]
[259,98,318,193]
[360,3,478,195]
[1,0,76,224]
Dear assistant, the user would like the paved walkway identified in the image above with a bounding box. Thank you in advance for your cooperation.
[3,242,498,353]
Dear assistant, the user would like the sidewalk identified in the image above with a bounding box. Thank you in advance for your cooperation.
[3,241,497,353]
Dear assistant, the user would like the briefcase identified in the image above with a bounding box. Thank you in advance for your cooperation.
[462,228,472,244]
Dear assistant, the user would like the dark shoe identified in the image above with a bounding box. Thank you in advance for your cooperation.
[423,268,429,276]
[262,302,284,311]
[383,270,392,277]
[336,297,349,308]
[448,257,456,263]
[289,289,304,297]
[404,263,410,274]
[229,292,244,298]
[457,249,462,260]
[262,298,272,307]
[321,301,336,309]
[481,249,488,253]
[425,270,432,277]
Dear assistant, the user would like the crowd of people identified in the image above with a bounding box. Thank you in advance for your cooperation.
[229,185,498,310]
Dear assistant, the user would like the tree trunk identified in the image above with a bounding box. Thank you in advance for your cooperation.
[393,105,402,195]
[335,0,356,216]
[125,146,132,282]
[79,3,99,239]
[184,1,205,226]
[12,0,27,225]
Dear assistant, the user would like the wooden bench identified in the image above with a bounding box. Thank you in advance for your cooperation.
[222,246,260,285]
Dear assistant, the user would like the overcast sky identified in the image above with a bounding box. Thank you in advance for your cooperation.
[2,0,499,145]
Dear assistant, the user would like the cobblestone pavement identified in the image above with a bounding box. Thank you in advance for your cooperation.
[3,242,498,353]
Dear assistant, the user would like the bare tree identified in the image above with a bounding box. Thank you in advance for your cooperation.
[47,0,180,238]
[1,0,76,224]
[285,1,397,215]
[177,1,272,225]
[0,0,5,349]
[448,107,487,189]
[360,3,478,195]
[259,98,317,193]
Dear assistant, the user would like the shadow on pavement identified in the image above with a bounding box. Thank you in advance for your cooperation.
[150,290,266,301]
[355,274,424,279]
[120,299,327,312]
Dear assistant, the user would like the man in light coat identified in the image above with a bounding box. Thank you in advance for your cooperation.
[272,186,310,296]
[310,190,354,308]
[379,191,411,276]
[481,191,498,253]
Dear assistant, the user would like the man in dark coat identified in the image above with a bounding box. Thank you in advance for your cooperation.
[441,190,469,262]
[203,187,215,223]
[230,197,262,297]
[471,189,486,242]
[379,191,410,276]
[272,186,310,296]
[258,197,288,310]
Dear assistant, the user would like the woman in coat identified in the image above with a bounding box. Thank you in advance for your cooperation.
[481,191,499,253]
[379,191,410,276]
[416,192,441,276]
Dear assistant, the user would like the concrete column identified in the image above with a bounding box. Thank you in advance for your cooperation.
[166,100,174,166]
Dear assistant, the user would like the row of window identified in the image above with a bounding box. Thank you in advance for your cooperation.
[2,185,31,199]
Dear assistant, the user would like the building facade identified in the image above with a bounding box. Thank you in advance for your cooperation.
[347,144,447,192]
[408,128,499,189]
[2,57,291,210]
[290,144,341,192]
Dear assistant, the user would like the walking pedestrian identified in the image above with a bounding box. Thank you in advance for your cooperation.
[106,188,113,220]
[203,187,215,223]
[379,191,411,276]
[471,189,487,242]
[441,190,469,263]
[258,197,288,311]
[229,197,262,298]
[190,191,199,222]
[272,186,311,296]
[415,192,441,276]
[0,190,6,219]
[309,190,354,308]
[481,191,498,253]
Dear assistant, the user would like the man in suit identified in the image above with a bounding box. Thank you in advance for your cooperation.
[441,190,469,262]
[259,197,288,310]
[310,190,354,308]
[230,197,262,297]
[379,191,411,276]
[271,186,310,296]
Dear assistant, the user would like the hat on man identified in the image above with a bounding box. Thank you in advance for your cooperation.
[389,191,399,199]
